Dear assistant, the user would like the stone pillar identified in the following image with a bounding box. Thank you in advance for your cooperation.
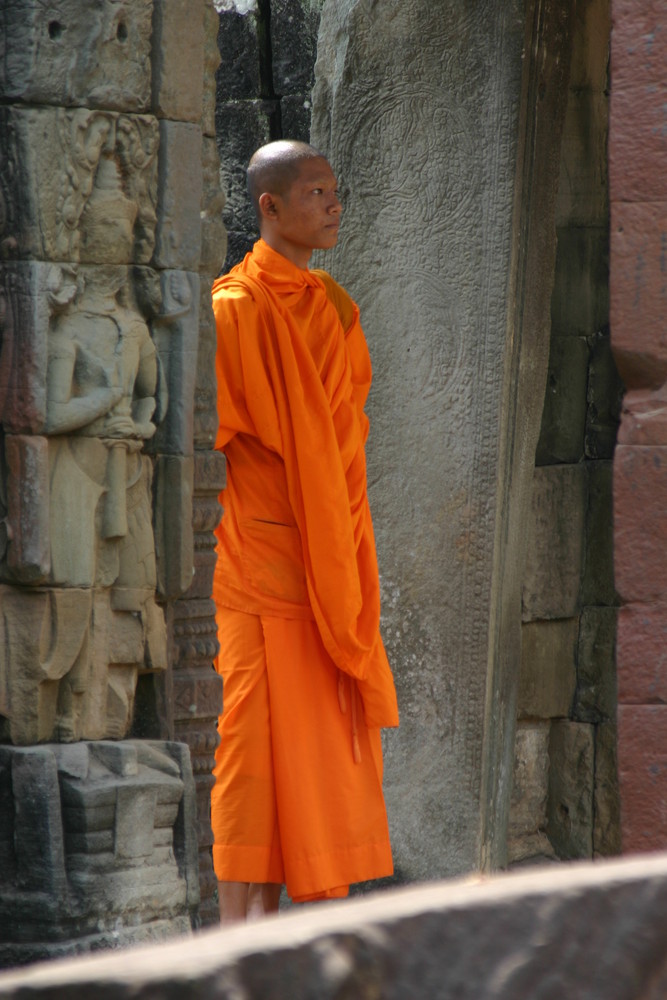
[312,0,574,877]
[610,0,667,852]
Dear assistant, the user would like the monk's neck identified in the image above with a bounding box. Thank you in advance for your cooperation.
[260,233,312,270]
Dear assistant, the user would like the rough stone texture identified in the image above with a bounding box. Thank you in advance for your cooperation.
[312,0,574,877]
[154,121,203,271]
[617,705,667,854]
[582,459,616,606]
[0,740,198,968]
[270,0,324,95]
[547,720,595,859]
[594,720,621,857]
[1,855,667,998]
[585,327,624,460]
[573,606,617,724]
[535,335,588,465]
[152,0,205,122]
[614,446,667,603]
[616,601,667,704]
[517,619,577,720]
[522,464,587,621]
[507,722,554,864]
[551,226,609,338]
[0,0,152,112]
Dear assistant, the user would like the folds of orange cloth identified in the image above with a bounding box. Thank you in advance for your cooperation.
[211,606,394,902]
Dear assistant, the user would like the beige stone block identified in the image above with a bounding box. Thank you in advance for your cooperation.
[507,722,553,864]
[555,90,609,227]
[4,435,50,585]
[594,720,621,857]
[574,606,617,723]
[0,0,152,111]
[200,137,227,277]
[547,719,595,859]
[0,262,51,435]
[154,455,195,600]
[2,106,158,264]
[522,464,587,621]
[154,121,203,271]
[152,0,204,121]
[518,618,578,719]
[202,1,221,138]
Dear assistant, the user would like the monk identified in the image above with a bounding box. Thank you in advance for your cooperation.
[210,140,399,924]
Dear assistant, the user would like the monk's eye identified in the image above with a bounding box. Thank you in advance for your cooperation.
[312,188,323,195]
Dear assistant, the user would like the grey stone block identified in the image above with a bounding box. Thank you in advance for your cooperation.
[551,226,609,337]
[0,0,152,111]
[215,99,275,235]
[1,854,667,998]
[582,460,616,606]
[518,619,578,719]
[215,8,262,100]
[202,2,221,138]
[522,465,587,621]
[547,719,595,859]
[152,0,204,122]
[585,327,624,460]
[507,722,553,864]
[574,606,617,723]
[154,122,203,271]
[270,0,324,95]
[281,93,314,143]
[593,721,621,858]
[200,137,228,276]
[154,455,195,599]
[535,335,589,465]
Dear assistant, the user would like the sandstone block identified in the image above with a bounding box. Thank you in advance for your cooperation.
[214,99,274,241]
[581,459,615,606]
[618,704,667,853]
[193,280,220,450]
[154,455,195,599]
[617,601,667,704]
[547,719,594,859]
[1,106,158,264]
[1,854,667,998]
[200,137,227,276]
[154,122,203,271]
[585,327,623,460]
[614,445,667,602]
[522,464,586,621]
[507,722,552,864]
[567,0,610,92]
[202,2,221,138]
[593,720,621,857]
[534,335,588,465]
[555,91,608,227]
[574,607,617,723]
[215,6,262,99]
[517,619,577,719]
[0,0,152,111]
[610,199,667,388]
[0,262,50,435]
[4,435,50,584]
[270,0,323,94]
[152,0,204,121]
[551,226,609,338]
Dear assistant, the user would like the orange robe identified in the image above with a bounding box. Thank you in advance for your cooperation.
[211,238,398,900]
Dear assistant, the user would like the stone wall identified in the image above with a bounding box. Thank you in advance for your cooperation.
[0,853,666,998]
[509,0,623,865]
[0,0,226,953]
[610,0,667,851]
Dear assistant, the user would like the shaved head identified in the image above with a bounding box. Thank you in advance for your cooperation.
[247,140,326,220]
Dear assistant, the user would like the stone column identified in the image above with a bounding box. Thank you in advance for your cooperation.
[312,0,574,878]
[610,0,667,852]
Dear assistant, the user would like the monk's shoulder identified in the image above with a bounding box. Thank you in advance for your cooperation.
[311,269,357,333]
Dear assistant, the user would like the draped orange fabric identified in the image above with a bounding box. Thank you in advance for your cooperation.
[212,239,398,729]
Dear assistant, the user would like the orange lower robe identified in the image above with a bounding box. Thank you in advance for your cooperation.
[211,238,399,902]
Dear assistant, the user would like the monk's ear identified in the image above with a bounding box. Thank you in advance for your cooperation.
[258,191,279,221]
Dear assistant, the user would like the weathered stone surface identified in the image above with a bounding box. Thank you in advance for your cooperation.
[193,279,220,450]
[585,328,623,459]
[215,5,262,100]
[614,445,667,603]
[1,106,158,264]
[618,704,667,853]
[555,91,608,227]
[152,0,204,121]
[0,263,53,434]
[154,122,203,271]
[3,435,50,584]
[0,0,152,111]
[517,619,577,719]
[568,0,611,92]
[551,226,609,338]
[200,137,227,276]
[594,720,621,857]
[535,335,588,465]
[1,854,667,997]
[522,464,587,621]
[616,601,667,704]
[215,99,273,243]
[154,456,194,599]
[573,607,617,723]
[270,0,324,94]
[0,740,198,968]
[202,2,222,138]
[312,0,574,876]
[279,94,313,144]
[507,722,554,864]
[582,459,615,606]
[547,720,594,859]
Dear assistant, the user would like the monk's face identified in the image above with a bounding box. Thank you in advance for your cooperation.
[267,157,342,266]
